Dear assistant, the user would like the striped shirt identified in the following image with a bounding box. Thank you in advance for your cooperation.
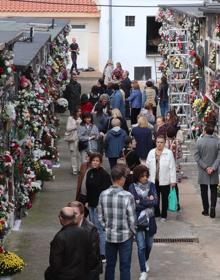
[97,186,136,243]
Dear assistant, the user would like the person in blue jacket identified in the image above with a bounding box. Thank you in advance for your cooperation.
[110,83,125,118]
[131,116,153,164]
[126,80,142,125]
[128,165,157,280]
[104,118,127,168]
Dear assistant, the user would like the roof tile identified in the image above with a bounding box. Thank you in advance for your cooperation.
[0,0,99,13]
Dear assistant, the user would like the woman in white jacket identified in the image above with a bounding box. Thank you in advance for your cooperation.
[146,135,176,220]
[65,107,82,175]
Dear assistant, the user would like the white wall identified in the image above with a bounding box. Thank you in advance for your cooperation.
[99,0,204,80]
[66,17,99,70]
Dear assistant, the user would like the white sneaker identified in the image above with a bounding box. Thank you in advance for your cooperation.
[139,272,148,280]
[160,218,167,222]
[146,261,150,272]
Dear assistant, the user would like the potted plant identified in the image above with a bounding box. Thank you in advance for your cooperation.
[0,246,24,279]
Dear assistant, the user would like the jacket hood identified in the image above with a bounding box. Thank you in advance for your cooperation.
[109,128,123,137]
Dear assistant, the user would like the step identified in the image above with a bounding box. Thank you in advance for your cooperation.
[169,92,188,95]
[170,103,190,106]
[169,80,190,84]
[169,53,189,56]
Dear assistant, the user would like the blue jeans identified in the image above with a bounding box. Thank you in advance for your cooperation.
[136,230,154,272]
[105,237,133,280]
[160,100,169,117]
[89,207,106,256]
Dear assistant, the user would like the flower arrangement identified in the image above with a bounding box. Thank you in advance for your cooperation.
[190,72,200,90]
[209,49,216,69]
[210,80,220,105]
[1,103,17,124]
[0,246,25,276]
[156,8,174,23]
[0,50,15,86]
[32,160,53,181]
[192,96,209,119]
[189,50,201,67]
[214,24,220,40]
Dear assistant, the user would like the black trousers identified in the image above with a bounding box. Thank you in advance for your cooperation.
[200,184,217,212]
[70,53,77,72]
[125,100,131,119]
[108,158,118,169]
[152,106,157,118]
[155,181,170,218]
[131,108,141,125]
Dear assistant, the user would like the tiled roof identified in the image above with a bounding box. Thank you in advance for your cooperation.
[0,0,99,14]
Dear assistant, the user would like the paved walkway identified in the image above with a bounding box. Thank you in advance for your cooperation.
[5,73,220,279]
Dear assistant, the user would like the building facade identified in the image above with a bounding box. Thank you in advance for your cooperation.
[0,0,100,70]
[99,0,204,81]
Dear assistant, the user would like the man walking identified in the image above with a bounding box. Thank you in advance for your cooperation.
[68,201,102,280]
[194,125,220,218]
[45,207,95,280]
[97,164,136,280]
[121,70,131,119]
[69,37,80,74]
[64,73,81,114]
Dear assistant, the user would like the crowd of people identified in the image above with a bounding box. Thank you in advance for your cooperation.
[45,58,220,280]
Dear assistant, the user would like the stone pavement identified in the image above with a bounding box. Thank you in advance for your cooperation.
[5,73,220,280]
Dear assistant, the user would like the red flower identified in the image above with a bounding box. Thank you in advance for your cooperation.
[0,246,5,253]
[11,64,16,72]
[0,67,4,74]
[25,201,32,209]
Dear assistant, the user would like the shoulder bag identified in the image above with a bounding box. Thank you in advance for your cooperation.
[64,130,77,142]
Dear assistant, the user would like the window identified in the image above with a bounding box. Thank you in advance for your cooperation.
[71,24,86,29]
[146,17,162,54]
[125,16,135,27]
[134,67,151,81]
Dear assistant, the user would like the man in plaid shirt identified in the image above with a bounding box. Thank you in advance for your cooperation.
[97,164,136,280]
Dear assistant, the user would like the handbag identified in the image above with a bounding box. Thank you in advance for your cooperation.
[168,187,178,212]
[78,140,88,151]
[137,210,150,228]
[64,130,77,142]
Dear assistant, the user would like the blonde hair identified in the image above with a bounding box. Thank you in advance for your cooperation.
[111,108,122,118]
[99,94,109,101]
[137,115,149,128]
[144,102,153,110]
[111,118,121,127]
[132,80,140,90]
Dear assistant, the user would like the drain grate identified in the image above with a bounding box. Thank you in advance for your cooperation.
[154,237,199,244]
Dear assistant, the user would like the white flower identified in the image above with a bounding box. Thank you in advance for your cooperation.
[4,102,16,121]
[7,67,12,73]
[5,60,10,67]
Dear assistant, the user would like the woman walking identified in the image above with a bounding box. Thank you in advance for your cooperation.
[159,76,169,117]
[131,116,154,164]
[128,165,157,280]
[77,112,100,163]
[64,107,81,175]
[105,118,127,168]
[127,80,142,125]
[146,135,176,220]
[142,80,157,117]
[105,108,129,135]
[103,59,114,86]
[85,153,112,262]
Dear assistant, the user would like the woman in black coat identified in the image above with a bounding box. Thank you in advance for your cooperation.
[85,153,112,260]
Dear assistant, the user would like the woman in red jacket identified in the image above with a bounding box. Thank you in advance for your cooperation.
[80,94,93,113]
